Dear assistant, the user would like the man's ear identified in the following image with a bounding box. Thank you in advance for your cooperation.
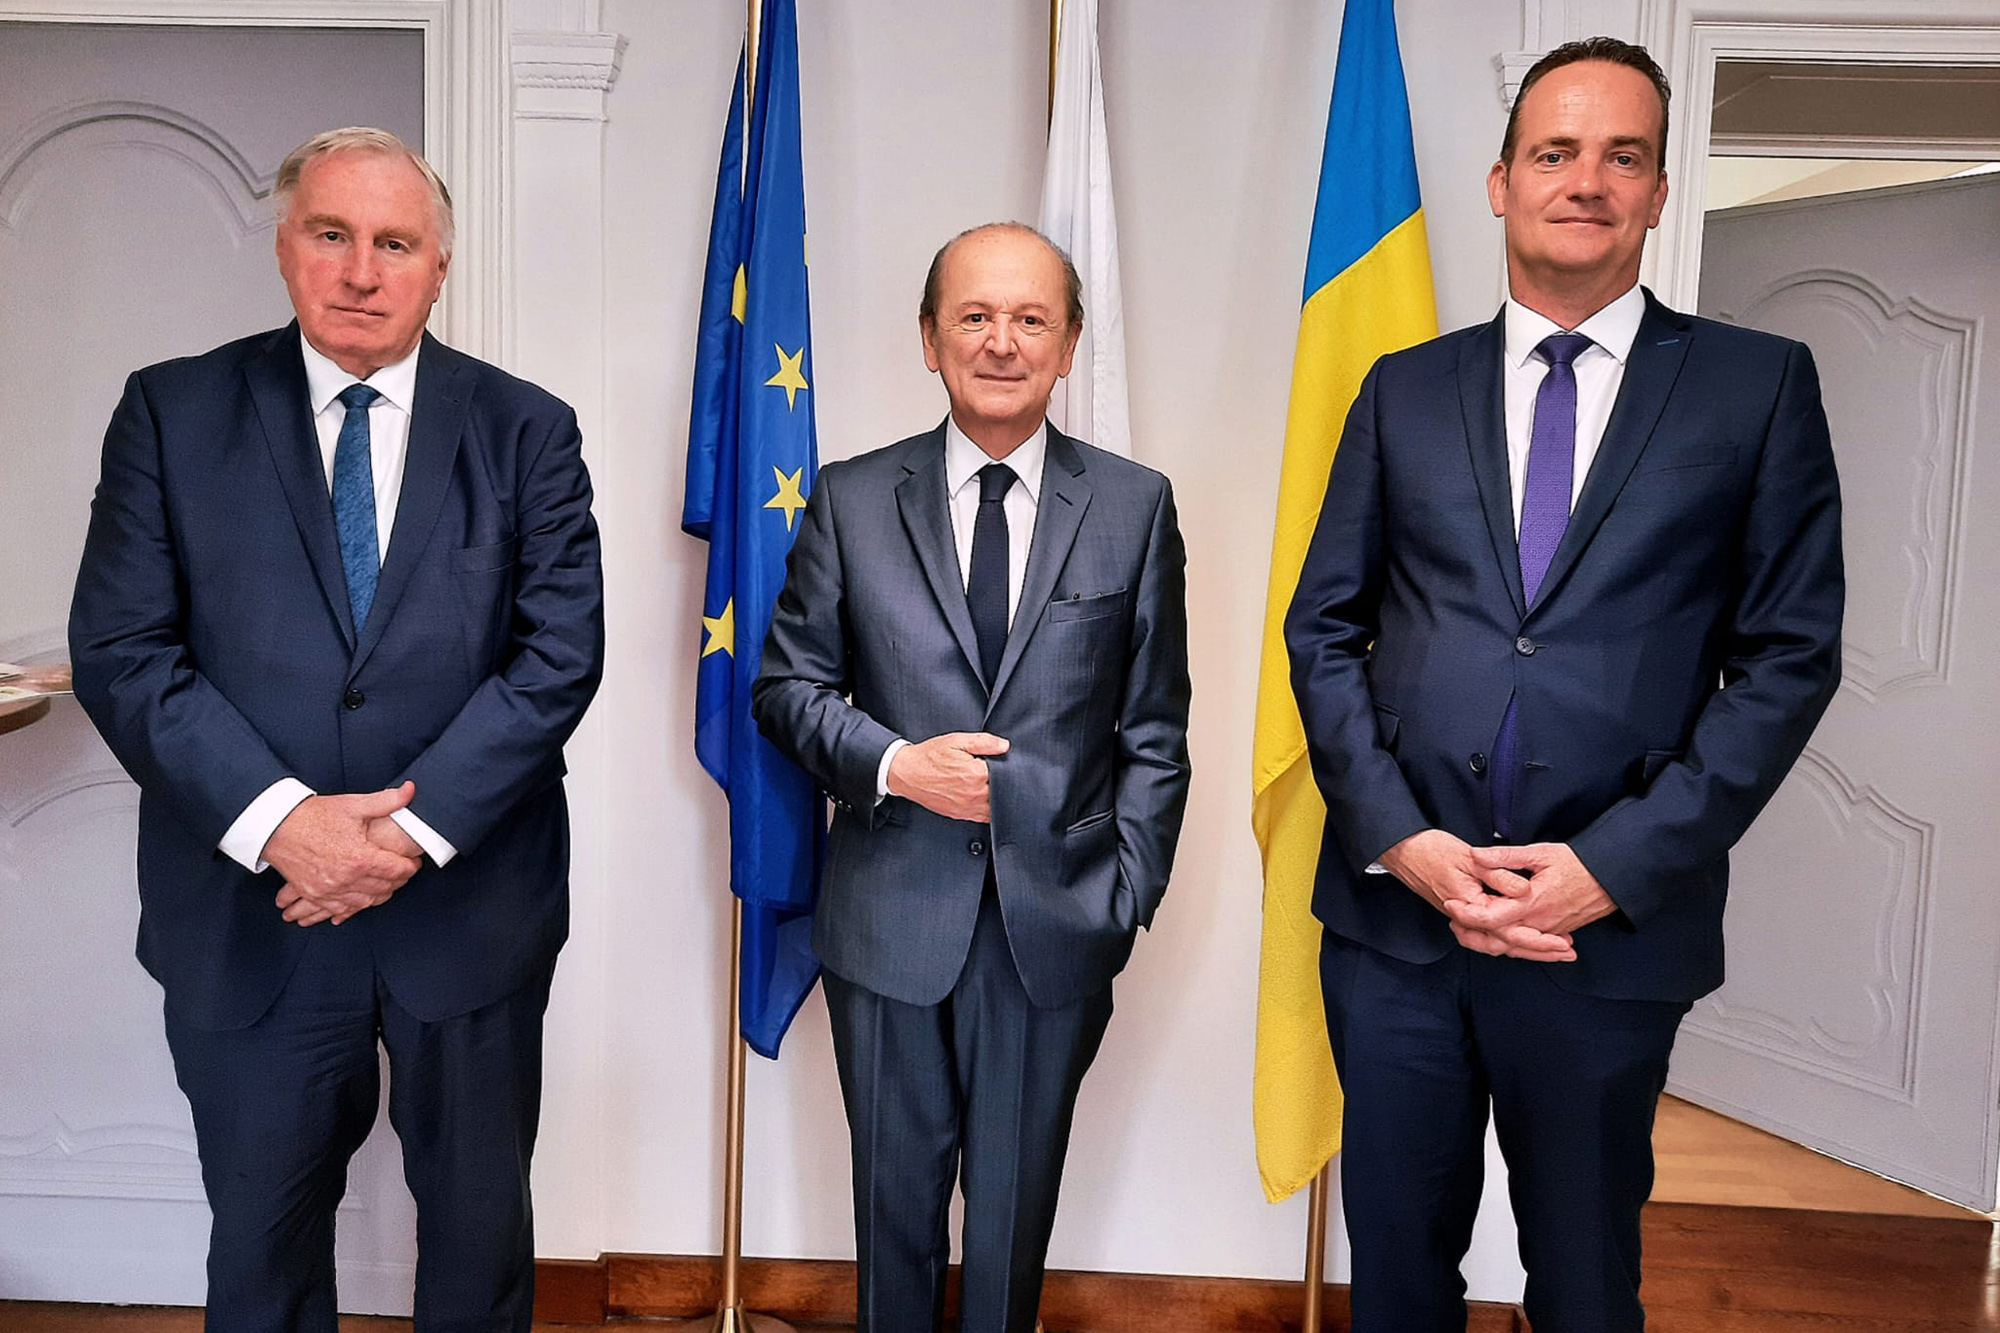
[920,316,941,373]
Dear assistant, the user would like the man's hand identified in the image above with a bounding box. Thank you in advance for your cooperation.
[264,782,423,927]
[1440,841,1616,946]
[887,732,1010,823]
[1379,829,1576,963]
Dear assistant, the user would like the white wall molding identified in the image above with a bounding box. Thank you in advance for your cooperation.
[513,29,625,122]
[0,1,512,366]
[1637,0,2000,310]
[1495,0,1594,106]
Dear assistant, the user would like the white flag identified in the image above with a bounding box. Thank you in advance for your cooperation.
[1038,0,1130,458]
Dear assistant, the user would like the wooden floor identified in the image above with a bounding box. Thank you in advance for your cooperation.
[0,1314,855,1332]
[7,1097,1995,1331]
[1652,1094,1986,1219]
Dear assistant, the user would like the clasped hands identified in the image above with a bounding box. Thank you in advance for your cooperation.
[263,781,425,927]
[1379,827,1617,963]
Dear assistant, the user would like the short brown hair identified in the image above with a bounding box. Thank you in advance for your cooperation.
[1501,37,1671,168]
[918,222,1084,330]
[274,126,455,256]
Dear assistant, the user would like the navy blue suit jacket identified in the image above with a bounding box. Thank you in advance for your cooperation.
[70,324,604,1029]
[1285,292,1843,1002]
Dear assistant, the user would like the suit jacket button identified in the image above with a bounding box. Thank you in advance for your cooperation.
[969,839,985,857]
[1515,635,1537,656]
[343,688,365,710]
[1469,752,1487,774]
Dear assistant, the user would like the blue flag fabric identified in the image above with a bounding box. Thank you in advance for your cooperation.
[683,0,823,1059]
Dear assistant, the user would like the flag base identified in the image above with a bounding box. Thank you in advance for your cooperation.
[664,1306,796,1333]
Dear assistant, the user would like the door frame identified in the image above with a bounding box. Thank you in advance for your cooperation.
[0,0,510,365]
[1638,0,2000,311]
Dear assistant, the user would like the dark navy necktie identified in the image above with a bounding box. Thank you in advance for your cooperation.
[968,462,1016,688]
[332,383,383,629]
[1492,332,1591,837]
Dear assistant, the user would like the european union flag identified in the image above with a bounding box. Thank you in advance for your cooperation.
[683,0,822,1059]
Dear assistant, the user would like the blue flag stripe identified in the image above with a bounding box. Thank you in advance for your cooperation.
[684,0,824,1059]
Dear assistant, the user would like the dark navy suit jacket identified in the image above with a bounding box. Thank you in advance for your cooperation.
[1285,292,1843,1002]
[70,324,603,1029]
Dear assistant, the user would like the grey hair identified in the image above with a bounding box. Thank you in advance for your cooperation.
[273,127,455,257]
[919,222,1084,330]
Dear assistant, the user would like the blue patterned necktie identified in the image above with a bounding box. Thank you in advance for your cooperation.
[331,383,383,629]
[968,462,1016,688]
[1492,332,1592,837]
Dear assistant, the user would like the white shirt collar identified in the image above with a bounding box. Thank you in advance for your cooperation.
[944,416,1046,505]
[1503,282,1646,369]
[299,330,421,416]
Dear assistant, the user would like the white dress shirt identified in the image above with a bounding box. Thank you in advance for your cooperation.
[216,334,458,872]
[875,419,1048,796]
[1501,281,1645,532]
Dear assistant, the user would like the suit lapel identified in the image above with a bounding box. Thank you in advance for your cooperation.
[987,426,1091,711]
[246,324,357,648]
[350,333,470,676]
[895,426,984,684]
[1532,293,1693,610]
[1459,311,1526,619]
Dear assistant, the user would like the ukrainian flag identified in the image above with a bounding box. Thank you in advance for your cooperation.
[683,0,823,1059]
[1251,0,1438,1202]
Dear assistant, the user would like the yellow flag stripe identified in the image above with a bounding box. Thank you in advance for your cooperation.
[1251,210,1437,1203]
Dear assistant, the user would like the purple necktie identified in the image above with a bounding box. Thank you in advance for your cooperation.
[1491,332,1591,837]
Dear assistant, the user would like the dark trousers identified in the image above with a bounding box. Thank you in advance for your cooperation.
[162,920,552,1333]
[822,885,1114,1333]
[1320,929,1689,1333]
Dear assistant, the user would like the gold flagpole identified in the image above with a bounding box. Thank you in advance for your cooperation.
[670,902,795,1333]
[1046,0,1062,126]
[1302,1163,1331,1329]
[676,8,793,1325]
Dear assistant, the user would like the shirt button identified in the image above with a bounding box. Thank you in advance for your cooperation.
[1469,752,1487,774]
[1515,636,1537,656]
[343,689,366,710]
[968,839,986,857]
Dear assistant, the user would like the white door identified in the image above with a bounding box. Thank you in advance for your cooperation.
[0,21,427,1306]
[1674,172,2000,1210]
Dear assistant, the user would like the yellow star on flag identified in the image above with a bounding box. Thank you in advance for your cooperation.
[765,466,808,531]
[766,344,809,410]
[701,599,734,659]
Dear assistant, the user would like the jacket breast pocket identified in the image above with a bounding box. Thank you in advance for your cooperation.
[1048,588,1129,623]
[451,537,517,574]
[1634,444,1737,476]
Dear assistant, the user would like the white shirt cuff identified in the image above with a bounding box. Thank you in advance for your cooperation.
[875,737,909,802]
[391,807,458,867]
[220,778,314,872]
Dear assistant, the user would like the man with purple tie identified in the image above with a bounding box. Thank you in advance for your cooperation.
[1284,38,1842,1333]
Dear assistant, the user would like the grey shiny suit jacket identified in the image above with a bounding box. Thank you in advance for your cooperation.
[753,422,1191,1009]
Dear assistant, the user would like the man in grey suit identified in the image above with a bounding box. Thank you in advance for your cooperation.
[754,222,1191,1333]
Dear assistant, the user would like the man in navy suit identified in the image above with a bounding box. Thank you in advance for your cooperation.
[1286,39,1842,1332]
[69,128,602,1330]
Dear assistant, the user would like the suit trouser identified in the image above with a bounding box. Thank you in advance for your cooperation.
[1319,929,1689,1333]
[822,882,1114,1333]
[162,919,552,1333]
